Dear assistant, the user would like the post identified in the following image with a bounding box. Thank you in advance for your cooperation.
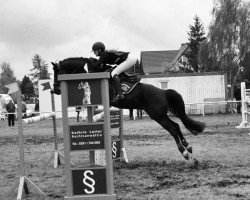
[236,82,250,128]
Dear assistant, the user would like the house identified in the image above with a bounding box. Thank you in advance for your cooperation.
[139,45,227,115]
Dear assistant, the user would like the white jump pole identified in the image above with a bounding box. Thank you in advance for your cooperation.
[22,112,55,125]
[236,82,250,128]
[93,111,104,122]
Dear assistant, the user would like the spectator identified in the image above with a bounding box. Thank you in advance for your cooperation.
[129,108,143,120]
[6,100,15,127]
[137,109,143,119]
[234,85,241,113]
[22,101,27,118]
[129,108,134,120]
[35,99,39,112]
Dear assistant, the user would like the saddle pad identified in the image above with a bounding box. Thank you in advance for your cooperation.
[121,82,139,95]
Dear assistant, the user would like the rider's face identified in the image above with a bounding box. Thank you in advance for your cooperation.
[94,50,100,57]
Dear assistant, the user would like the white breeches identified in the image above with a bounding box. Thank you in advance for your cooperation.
[111,52,137,77]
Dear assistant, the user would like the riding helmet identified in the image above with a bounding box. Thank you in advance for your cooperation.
[92,42,105,52]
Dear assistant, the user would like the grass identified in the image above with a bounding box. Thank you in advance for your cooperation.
[0,114,250,200]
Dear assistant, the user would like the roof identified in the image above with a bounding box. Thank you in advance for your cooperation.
[141,44,190,74]
[141,50,179,74]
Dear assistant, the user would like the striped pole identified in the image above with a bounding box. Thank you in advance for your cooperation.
[93,111,104,122]
[22,112,55,125]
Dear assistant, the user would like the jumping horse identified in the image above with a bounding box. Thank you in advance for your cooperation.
[51,57,205,161]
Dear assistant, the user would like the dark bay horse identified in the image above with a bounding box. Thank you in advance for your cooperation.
[51,57,205,160]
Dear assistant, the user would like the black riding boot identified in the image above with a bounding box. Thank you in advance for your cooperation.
[112,74,125,102]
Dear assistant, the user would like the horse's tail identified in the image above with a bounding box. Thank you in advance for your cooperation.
[165,89,205,135]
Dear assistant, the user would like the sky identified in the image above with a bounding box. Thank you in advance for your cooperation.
[0,0,214,80]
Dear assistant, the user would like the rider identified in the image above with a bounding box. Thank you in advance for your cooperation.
[91,42,137,102]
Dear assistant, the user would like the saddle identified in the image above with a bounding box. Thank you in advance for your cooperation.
[104,64,141,95]
[119,73,141,94]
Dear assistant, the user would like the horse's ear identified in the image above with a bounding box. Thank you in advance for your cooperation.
[51,62,58,71]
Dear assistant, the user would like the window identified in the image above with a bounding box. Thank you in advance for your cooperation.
[160,81,168,90]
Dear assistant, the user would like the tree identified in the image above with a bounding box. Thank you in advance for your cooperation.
[208,0,250,97]
[19,75,35,100]
[30,54,50,82]
[198,40,220,72]
[0,62,17,93]
[185,15,206,72]
[30,54,50,94]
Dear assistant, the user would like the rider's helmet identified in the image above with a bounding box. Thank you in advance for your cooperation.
[92,42,105,52]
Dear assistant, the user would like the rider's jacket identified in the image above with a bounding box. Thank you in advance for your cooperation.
[92,50,129,71]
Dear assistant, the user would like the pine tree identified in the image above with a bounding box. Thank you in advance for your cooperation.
[20,75,35,100]
[30,54,50,82]
[0,62,17,93]
[185,15,206,72]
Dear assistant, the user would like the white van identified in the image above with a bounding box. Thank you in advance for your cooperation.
[0,94,13,113]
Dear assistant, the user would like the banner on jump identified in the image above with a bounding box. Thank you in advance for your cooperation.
[70,123,104,150]
[72,168,107,195]
[110,118,120,128]
[112,140,121,160]
[67,80,102,106]
[110,110,120,118]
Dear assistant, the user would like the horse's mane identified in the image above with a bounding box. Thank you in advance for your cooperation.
[57,57,99,74]
[59,57,88,66]
[58,57,89,74]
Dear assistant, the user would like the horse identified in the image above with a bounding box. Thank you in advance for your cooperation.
[51,57,205,161]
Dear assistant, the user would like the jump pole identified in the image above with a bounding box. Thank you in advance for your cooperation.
[6,91,47,200]
[42,91,69,168]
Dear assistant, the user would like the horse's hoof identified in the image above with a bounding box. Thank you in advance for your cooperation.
[182,150,189,160]
[185,145,193,154]
[190,158,199,168]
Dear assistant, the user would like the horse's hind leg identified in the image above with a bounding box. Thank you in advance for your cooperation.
[177,132,193,154]
[154,115,190,160]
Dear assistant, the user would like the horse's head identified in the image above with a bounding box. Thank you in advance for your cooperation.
[87,57,99,72]
[87,57,113,73]
[51,57,91,95]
